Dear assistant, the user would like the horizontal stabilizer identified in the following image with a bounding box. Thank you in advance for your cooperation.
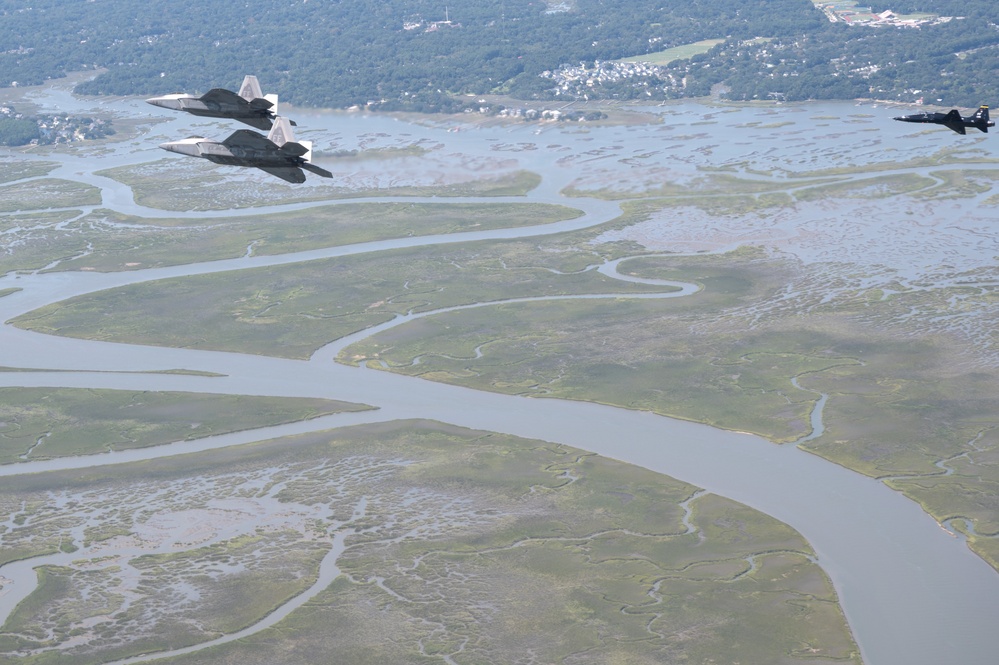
[280,141,310,158]
[248,97,274,110]
[303,162,333,178]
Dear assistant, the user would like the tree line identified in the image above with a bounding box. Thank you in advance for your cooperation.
[0,0,996,111]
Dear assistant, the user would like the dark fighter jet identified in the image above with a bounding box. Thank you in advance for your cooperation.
[146,75,294,131]
[894,105,994,135]
[159,117,332,183]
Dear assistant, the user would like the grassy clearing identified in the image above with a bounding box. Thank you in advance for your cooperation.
[619,39,725,65]
[0,420,858,663]
[0,387,371,464]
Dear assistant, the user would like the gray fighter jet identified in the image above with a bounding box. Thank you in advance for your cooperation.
[894,105,994,135]
[159,117,332,183]
[146,75,294,131]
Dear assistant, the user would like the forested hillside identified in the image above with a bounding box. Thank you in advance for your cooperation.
[0,0,996,110]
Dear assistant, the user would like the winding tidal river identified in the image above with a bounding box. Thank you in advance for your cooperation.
[2,83,999,664]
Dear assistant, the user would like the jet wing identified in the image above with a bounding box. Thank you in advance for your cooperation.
[258,166,307,183]
[200,88,248,107]
[238,116,275,131]
[222,129,276,151]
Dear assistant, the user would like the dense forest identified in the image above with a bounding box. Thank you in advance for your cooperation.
[0,0,997,110]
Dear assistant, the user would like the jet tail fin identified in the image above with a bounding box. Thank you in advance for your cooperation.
[973,105,990,133]
[238,75,264,102]
[267,116,296,147]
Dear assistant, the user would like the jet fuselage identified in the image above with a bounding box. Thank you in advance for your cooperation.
[894,105,994,135]
[145,76,292,131]
[158,118,332,183]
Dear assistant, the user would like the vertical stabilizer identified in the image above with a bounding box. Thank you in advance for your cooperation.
[973,105,990,132]
[267,116,296,147]
[238,75,264,101]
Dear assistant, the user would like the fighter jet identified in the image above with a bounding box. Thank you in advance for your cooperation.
[146,75,294,131]
[894,105,994,135]
[159,117,332,183]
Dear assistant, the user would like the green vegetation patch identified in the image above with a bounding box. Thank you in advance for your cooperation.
[912,169,999,200]
[0,387,371,464]
[619,38,725,65]
[97,159,541,211]
[347,248,838,442]
[0,178,101,212]
[0,288,20,298]
[562,170,833,201]
[12,237,665,358]
[0,160,58,184]
[27,201,581,273]
[346,247,999,570]
[794,173,937,201]
[0,210,106,274]
[0,420,858,663]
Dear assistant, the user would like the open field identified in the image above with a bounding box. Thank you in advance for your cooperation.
[0,420,859,664]
[0,387,371,465]
[619,39,726,65]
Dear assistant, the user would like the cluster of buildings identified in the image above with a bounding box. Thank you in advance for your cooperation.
[477,105,606,122]
[540,60,682,99]
[816,2,958,26]
[0,105,114,145]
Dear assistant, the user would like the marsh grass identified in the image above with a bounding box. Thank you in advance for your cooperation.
[13,238,665,358]
[0,161,58,184]
[0,420,859,664]
[0,179,100,212]
[96,161,541,211]
[37,202,581,273]
[0,387,371,464]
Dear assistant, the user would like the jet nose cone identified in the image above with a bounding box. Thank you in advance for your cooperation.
[159,139,202,157]
[146,95,183,111]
